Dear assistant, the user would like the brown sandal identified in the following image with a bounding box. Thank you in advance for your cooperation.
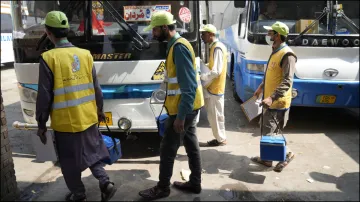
[273,152,295,172]
[250,156,273,167]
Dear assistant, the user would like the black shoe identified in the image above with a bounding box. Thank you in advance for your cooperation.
[200,139,227,147]
[65,193,87,202]
[173,181,202,194]
[100,182,117,202]
[138,185,170,200]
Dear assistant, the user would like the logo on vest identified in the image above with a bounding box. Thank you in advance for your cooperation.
[72,55,80,72]
[269,61,277,70]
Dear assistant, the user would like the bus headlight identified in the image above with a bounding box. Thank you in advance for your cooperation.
[292,88,298,98]
[18,83,37,103]
[153,89,166,102]
[118,117,132,131]
[246,64,266,72]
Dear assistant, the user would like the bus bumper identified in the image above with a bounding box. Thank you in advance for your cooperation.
[240,74,359,108]
[12,121,158,132]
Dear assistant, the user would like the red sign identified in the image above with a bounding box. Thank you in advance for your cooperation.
[178,7,191,23]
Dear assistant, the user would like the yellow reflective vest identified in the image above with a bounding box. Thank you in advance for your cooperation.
[264,45,297,109]
[164,37,204,115]
[207,41,228,95]
[41,47,98,133]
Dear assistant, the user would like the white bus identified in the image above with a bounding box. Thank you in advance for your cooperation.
[215,0,359,108]
[1,2,15,65]
[11,1,207,138]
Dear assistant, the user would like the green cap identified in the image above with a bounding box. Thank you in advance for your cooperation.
[41,11,69,29]
[263,21,289,36]
[199,24,217,34]
[143,11,176,32]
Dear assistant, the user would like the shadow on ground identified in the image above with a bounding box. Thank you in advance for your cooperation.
[249,106,359,164]
[197,79,258,133]
[176,149,271,185]
[309,171,359,200]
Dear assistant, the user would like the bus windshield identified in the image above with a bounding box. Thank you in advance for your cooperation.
[248,0,359,35]
[12,1,197,41]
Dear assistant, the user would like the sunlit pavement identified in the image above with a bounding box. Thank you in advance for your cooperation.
[2,67,359,201]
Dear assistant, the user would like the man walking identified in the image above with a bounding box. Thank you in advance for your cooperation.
[199,24,227,146]
[138,11,204,200]
[36,11,117,201]
[251,21,297,172]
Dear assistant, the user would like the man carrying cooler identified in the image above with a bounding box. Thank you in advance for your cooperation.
[36,11,117,201]
[138,11,204,200]
[251,21,297,172]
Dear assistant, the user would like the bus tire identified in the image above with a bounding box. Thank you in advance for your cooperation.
[230,54,235,81]
[1,91,20,201]
[233,85,242,103]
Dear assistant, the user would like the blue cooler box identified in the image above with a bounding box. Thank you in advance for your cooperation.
[260,136,286,162]
[156,114,169,137]
[101,135,122,165]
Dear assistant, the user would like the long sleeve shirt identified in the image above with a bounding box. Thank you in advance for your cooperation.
[166,33,197,120]
[200,39,224,98]
[35,41,104,129]
[261,43,296,101]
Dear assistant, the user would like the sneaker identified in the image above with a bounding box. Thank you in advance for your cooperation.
[100,182,117,202]
[173,181,202,194]
[138,185,170,200]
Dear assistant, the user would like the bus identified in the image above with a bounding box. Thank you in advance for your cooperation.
[1,2,28,65]
[215,0,359,108]
[11,1,207,137]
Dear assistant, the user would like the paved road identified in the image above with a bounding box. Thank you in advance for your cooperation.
[1,67,359,201]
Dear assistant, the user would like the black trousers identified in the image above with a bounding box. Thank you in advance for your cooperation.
[157,110,202,188]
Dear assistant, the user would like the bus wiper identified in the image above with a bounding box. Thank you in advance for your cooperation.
[98,1,150,51]
[36,1,79,51]
[288,7,330,45]
[335,7,359,33]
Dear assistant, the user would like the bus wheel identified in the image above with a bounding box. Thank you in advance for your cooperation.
[233,85,242,103]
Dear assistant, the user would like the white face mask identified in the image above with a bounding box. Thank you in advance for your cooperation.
[265,35,274,46]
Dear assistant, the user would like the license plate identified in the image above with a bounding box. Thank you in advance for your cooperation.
[316,95,336,104]
[99,112,113,126]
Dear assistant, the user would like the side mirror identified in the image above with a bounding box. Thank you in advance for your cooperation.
[234,1,246,8]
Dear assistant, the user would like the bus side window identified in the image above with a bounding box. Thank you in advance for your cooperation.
[238,10,247,38]
[238,14,242,36]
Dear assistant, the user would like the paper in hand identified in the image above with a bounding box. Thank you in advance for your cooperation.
[240,93,263,122]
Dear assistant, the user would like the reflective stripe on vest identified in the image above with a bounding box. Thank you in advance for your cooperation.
[167,76,202,96]
[164,37,204,115]
[53,83,94,96]
[41,47,99,133]
[53,94,95,109]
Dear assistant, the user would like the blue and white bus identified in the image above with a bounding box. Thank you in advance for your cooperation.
[11,0,204,136]
[216,0,359,108]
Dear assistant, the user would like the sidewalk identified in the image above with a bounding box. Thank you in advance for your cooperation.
[35,125,359,201]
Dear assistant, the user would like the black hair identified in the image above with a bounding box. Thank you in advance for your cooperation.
[167,24,176,31]
[273,30,287,42]
[45,25,69,38]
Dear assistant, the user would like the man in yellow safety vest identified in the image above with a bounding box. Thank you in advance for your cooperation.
[251,21,297,172]
[138,11,204,200]
[199,24,228,146]
[35,11,117,201]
